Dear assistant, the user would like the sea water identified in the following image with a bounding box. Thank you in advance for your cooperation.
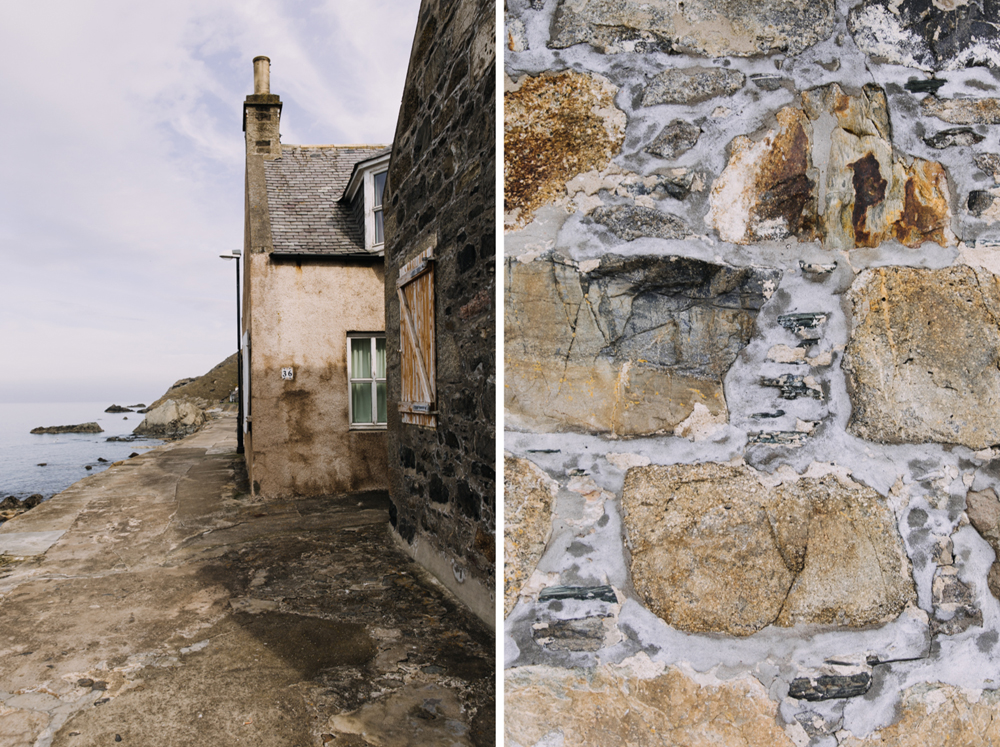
[0,402,163,501]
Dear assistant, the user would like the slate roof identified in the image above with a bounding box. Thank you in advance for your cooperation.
[263,144,388,256]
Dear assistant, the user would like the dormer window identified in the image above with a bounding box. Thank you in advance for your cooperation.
[343,150,391,252]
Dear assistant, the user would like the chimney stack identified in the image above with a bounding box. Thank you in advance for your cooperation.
[243,56,282,158]
[253,56,270,95]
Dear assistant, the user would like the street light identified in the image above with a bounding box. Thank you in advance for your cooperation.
[219,249,244,454]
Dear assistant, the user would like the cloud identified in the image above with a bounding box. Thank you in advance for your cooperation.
[0,0,421,402]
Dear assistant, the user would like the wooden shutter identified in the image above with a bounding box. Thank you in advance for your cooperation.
[397,248,436,427]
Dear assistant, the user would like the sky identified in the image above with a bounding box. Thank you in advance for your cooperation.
[0,0,421,403]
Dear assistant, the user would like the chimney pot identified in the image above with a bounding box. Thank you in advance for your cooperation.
[252,56,271,95]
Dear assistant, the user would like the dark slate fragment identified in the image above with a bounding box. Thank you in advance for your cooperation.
[969,190,996,216]
[778,312,827,338]
[622,173,693,201]
[850,0,1000,72]
[761,374,822,400]
[747,431,808,445]
[924,127,985,149]
[539,585,618,603]
[905,78,947,94]
[645,119,701,160]
[789,673,872,701]
[974,153,1000,180]
[589,205,688,241]
[751,410,787,419]
[750,74,786,91]
[531,617,608,652]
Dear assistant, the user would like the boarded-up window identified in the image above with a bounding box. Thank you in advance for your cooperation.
[397,248,436,427]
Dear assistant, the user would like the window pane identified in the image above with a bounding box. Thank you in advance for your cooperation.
[374,209,384,245]
[351,338,371,378]
[375,337,386,378]
[352,382,373,423]
[374,171,386,208]
[377,381,387,423]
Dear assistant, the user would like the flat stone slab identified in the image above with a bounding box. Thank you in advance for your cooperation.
[0,531,66,556]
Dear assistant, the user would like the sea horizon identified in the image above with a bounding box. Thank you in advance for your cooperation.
[0,401,164,502]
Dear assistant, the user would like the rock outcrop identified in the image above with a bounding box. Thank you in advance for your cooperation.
[0,494,43,523]
[30,423,103,435]
[622,462,915,635]
[132,400,207,440]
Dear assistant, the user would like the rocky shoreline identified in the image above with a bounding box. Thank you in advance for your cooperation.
[30,422,104,435]
[0,494,43,524]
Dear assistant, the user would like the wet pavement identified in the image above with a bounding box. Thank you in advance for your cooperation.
[0,415,494,746]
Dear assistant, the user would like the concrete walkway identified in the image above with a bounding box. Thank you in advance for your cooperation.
[0,415,493,747]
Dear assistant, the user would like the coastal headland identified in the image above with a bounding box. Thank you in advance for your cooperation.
[0,414,493,746]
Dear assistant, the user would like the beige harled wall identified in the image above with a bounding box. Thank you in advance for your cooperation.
[245,253,387,497]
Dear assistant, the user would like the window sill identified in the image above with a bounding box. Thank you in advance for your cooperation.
[349,424,388,431]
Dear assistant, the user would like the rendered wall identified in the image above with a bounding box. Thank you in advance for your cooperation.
[505,1,1000,744]
[246,255,387,498]
[384,0,496,626]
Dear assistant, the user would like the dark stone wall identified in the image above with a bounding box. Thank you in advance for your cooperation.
[383,0,496,603]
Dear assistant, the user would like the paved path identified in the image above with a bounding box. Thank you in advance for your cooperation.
[0,415,493,746]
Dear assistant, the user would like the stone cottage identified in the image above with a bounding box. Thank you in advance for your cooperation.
[505,1,1000,744]
[241,57,389,498]
[383,0,496,627]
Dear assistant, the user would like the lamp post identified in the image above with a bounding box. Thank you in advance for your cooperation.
[219,249,244,454]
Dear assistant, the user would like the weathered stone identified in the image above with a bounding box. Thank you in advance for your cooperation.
[839,684,1000,747]
[621,462,915,636]
[505,254,780,436]
[974,153,1000,181]
[849,0,1000,72]
[549,0,836,57]
[504,456,556,617]
[531,617,608,651]
[712,84,954,249]
[923,96,1000,124]
[789,673,872,701]
[930,568,981,635]
[707,106,817,244]
[505,72,626,229]
[505,663,795,747]
[590,205,688,241]
[642,68,745,107]
[968,189,997,217]
[751,74,786,91]
[645,119,700,160]
[923,127,985,149]
[843,266,1000,449]
[967,488,1000,602]
[804,84,955,250]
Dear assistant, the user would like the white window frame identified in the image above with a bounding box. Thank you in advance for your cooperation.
[347,333,387,430]
[365,168,388,251]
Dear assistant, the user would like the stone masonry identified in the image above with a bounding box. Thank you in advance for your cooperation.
[384,0,496,626]
[505,0,1000,744]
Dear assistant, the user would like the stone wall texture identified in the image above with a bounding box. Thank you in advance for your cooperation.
[505,0,1000,743]
[384,0,495,624]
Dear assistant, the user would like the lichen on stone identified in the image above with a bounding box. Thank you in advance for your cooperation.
[504,71,625,230]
